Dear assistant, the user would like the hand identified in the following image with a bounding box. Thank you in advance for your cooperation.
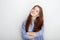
[27,32,36,36]
[27,32,36,39]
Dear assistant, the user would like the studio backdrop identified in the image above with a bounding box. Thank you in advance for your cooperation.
[0,0,60,40]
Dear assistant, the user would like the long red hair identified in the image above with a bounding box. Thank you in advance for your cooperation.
[25,5,44,32]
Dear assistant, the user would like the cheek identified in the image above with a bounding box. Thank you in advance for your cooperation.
[30,12,36,17]
[31,13,34,16]
[35,12,39,16]
[30,10,39,16]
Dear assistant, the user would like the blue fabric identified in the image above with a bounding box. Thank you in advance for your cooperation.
[21,20,44,40]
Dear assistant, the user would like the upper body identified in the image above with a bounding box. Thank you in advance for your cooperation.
[21,5,44,40]
[21,19,44,40]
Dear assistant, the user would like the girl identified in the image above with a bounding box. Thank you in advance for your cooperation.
[21,5,44,40]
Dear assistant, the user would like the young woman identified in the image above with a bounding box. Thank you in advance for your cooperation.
[21,5,44,40]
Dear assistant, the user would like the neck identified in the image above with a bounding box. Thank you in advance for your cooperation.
[32,16,36,21]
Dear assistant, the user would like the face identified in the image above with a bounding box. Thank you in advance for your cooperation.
[30,7,40,17]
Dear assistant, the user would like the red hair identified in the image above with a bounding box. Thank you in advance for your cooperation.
[25,5,44,32]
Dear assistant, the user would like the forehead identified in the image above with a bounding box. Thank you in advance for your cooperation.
[34,7,40,11]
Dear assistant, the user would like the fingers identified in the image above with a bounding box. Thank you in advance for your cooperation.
[27,32,36,38]
[27,32,36,35]
[28,35,35,39]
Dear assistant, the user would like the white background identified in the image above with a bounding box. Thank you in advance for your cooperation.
[0,0,60,40]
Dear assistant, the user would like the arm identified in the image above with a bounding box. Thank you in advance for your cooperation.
[21,20,36,39]
[27,32,36,38]
[21,20,29,39]
[26,27,44,39]
[26,25,44,38]
[35,25,44,37]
